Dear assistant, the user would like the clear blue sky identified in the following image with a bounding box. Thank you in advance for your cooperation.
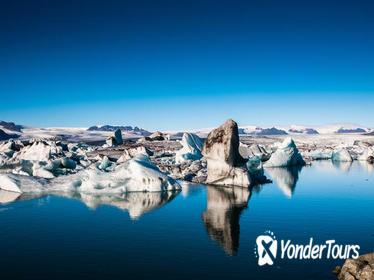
[1,0,373,130]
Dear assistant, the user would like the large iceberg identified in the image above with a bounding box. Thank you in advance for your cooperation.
[77,154,180,193]
[0,154,180,194]
[263,138,305,167]
[175,133,204,163]
[202,119,250,187]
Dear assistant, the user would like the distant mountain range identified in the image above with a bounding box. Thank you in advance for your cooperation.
[87,125,151,136]
[237,123,370,136]
[172,123,372,137]
[0,120,373,141]
[247,127,288,136]
[0,121,23,132]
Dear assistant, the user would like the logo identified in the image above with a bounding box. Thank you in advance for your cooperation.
[255,230,278,266]
[254,230,360,266]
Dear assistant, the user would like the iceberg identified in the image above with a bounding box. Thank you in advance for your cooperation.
[357,148,374,162]
[77,154,180,193]
[0,174,23,193]
[263,138,305,167]
[332,149,353,162]
[175,133,204,163]
[0,154,180,194]
[202,119,250,187]
[304,150,332,160]
[0,189,21,204]
[0,174,48,193]
[13,141,62,162]
[105,128,123,146]
[246,156,267,183]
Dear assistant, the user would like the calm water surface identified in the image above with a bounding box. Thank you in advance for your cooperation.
[1,161,373,279]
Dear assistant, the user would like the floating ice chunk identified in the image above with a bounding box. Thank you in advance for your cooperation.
[239,142,254,158]
[98,156,111,170]
[263,138,305,167]
[175,133,204,163]
[32,162,55,178]
[14,141,63,162]
[358,148,374,162]
[117,146,153,163]
[0,189,21,204]
[332,149,353,162]
[304,150,332,160]
[61,157,77,169]
[105,129,123,147]
[0,173,59,193]
[249,144,270,161]
[202,120,250,187]
[246,156,265,182]
[149,131,170,141]
[0,174,22,193]
[77,154,180,193]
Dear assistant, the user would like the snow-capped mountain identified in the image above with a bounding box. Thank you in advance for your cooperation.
[167,123,371,137]
[239,123,370,135]
[0,120,372,142]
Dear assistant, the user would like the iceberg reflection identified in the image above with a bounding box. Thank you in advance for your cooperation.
[265,166,302,198]
[71,191,181,219]
[202,185,251,256]
[1,189,180,219]
[331,160,352,173]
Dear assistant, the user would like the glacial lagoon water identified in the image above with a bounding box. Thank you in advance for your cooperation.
[0,160,373,280]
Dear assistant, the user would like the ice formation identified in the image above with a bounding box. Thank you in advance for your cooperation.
[263,137,305,167]
[175,133,204,163]
[246,156,267,182]
[76,154,180,193]
[106,128,123,146]
[332,149,353,162]
[0,152,180,194]
[202,119,251,187]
